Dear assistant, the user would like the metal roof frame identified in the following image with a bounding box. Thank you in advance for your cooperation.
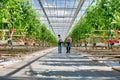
[31,0,93,39]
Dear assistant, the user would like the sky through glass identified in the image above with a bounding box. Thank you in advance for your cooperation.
[31,0,93,40]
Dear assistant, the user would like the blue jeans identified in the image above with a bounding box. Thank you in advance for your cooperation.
[66,43,71,53]
[58,43,62,53]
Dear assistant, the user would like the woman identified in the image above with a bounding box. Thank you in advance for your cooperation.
[66,35,72,53]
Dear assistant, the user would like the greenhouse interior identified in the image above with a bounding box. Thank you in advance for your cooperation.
[0,0,120,80]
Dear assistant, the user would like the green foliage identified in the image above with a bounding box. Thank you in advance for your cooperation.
[40,24,57,43]
[0,0,57,44]
[70,0,120,42]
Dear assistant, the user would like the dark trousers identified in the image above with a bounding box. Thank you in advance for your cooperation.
[66,43,71,53]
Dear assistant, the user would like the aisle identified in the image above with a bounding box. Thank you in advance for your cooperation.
[0,47,120,80]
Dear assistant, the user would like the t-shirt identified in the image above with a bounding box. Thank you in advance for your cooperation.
[58,38,63,43]
[66,37,72,43]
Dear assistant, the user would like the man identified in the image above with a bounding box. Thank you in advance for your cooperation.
[66,35,72,53]
[58,34,63,53]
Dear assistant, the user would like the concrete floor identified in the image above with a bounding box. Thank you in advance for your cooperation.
[0,47,120,80]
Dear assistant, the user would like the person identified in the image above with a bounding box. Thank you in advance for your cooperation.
[93,42,96,49]
[84,40,88,50]
[58,34,63,53]
[8,28,16,47]
[8,36,12,47]
[66,35,72,53]
[7,29,14,47]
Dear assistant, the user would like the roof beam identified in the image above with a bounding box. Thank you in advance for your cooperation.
[66,0,85,35]
[79,0,94,21]
[50,22,71,23]
[35,7,77,10]
[38,0,55,35]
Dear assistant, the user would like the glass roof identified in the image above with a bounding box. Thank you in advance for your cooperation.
[31,0,93,40]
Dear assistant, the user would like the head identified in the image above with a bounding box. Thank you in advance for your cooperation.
[68,35,71,38]
[58,34,61,38]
